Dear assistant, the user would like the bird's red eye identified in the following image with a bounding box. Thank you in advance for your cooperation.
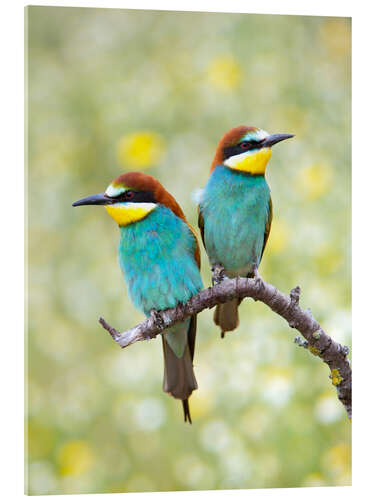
[124,190,135,200]
[240,142,250,149]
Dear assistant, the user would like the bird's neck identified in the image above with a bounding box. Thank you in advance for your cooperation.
[209,164,269,190]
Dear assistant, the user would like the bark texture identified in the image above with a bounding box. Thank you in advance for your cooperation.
[99,270,352,419]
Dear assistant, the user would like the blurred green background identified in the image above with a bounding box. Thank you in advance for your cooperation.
[26,6,351,495]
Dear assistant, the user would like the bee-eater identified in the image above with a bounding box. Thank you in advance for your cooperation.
[73,172,203,423]
[198,126,293,337]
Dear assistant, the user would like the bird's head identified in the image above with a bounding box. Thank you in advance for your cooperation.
[211,126,294,175]
[72,171,186,227]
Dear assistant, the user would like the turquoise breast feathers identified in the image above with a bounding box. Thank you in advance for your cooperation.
[200,165,271,276]
[118,205,203,315]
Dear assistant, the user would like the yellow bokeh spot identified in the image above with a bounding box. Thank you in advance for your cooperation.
[323,443,351,476]
[117,131,165,169]
[207,56,242,91]
[295,163,333,201]
[302,472,326,487]
[319,19,351,58]
[58,440,94,476]
[267,219,290,255]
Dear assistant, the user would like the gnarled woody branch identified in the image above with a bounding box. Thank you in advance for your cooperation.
[99,272,352,419]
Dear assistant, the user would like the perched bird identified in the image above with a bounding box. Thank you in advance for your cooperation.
[73,172,203,423]
[198,126,293,337]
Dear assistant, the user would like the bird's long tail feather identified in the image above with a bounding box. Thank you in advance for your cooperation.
[182,399,192,424]
[162,322,197,423]
[214,298,240,338]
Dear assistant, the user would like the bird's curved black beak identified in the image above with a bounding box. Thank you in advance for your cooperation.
[72,193,113,207]
[262,133,294,148]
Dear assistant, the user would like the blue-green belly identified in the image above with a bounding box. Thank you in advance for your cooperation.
[118,205,202,314]
[200,165,271,277]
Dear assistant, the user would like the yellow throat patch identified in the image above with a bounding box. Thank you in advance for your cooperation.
[105,202,156,226]
[224,148,272,175]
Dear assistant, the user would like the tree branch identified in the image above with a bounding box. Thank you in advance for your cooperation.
[99,272,352,419]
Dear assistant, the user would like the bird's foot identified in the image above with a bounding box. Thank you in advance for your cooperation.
[211,264,228,285]
[145,309,164,340]
[251,266,265,297]
[252,266,260,279]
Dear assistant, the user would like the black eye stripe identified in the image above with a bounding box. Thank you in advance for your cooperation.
[223,139,263,160]
[113,190,156,204]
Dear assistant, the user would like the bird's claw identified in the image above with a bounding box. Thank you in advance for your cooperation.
[211,264,227,285]
[150,309,164,328]
[146,309,164,339]
[252,266,263,288]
